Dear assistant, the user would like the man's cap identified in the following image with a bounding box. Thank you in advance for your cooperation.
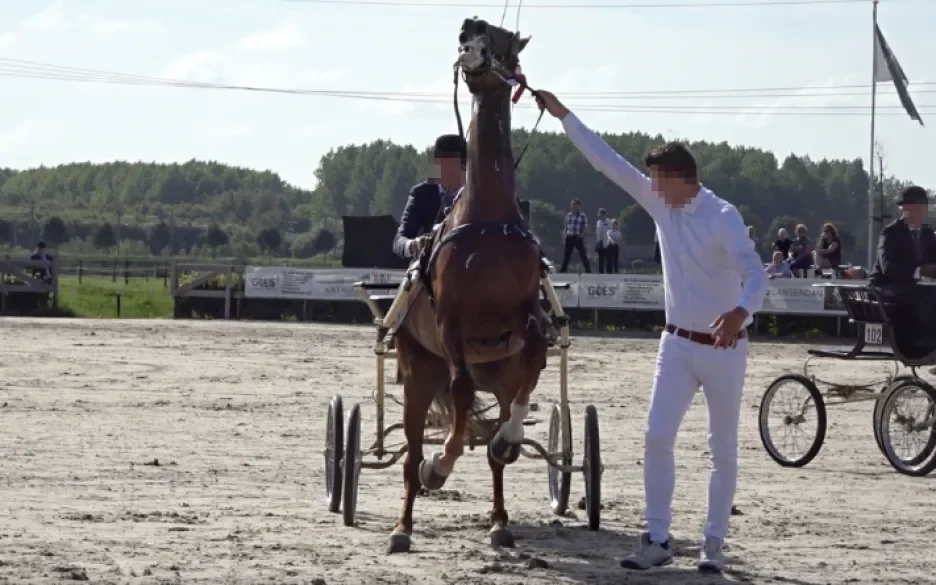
[37,241,47,248]
[598,208,607,215]
[433,134,467,159]
[897,185,929,206]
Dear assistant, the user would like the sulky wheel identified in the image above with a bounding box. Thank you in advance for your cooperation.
[874,376,916,457]
[546,403,572,516]
[582,404,602,531]
[342,403,363,526]
[325,395,344,513]
[758,374,827,467]
[877,379,936,476]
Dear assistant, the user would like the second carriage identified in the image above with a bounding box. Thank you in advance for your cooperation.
[758,282,936,476]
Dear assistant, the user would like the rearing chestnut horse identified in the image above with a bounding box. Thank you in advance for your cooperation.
[387,19,547,554]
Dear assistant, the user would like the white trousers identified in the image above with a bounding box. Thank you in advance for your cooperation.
[644,331,748,543]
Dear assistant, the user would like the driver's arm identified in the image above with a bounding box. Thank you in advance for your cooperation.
[393,187,425,259]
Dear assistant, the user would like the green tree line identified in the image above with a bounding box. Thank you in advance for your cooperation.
[1,132,927,265]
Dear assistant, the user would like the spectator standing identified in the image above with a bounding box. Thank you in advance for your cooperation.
[560,198,591,273]
[765,251,792,279]
[606,219,622,273]
[787,224,813,276]
[814,223,842,270]
[772,228,792,260]
[595,208,612,273]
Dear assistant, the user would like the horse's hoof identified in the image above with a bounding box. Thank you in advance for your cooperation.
[488,433,522,465]
[386,532,412,554]
[490,527,515,548]
[418,459,448,490]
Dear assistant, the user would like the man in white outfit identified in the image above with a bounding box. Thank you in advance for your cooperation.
[535,91,768,574]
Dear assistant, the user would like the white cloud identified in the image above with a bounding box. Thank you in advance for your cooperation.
[162,50,231,83]
[192,122,255,140]
[234,23,304,53]
[20,0,68,32]
[743,76,860,129]
[88,19,164,35]
[0,120,58,155]
[358,74,454,117]
[0,32,16,47]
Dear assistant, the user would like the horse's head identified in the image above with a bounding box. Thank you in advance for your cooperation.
[457,17,530,94]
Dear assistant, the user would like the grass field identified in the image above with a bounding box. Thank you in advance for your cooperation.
[57,275,174,319]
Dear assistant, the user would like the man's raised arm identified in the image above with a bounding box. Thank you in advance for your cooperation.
[536,91,664,219]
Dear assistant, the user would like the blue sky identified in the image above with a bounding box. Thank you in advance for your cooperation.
[0,0,932,192]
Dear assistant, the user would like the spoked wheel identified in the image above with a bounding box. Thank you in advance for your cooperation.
[874,376,915,457]
[325,395,344,513]
[758,374,827,467]
[582,405,602,531]
[342,403,363,526]
[877,379,936,476]
[546,403,572,515]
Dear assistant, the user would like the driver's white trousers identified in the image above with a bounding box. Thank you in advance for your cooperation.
[643,331,749,543]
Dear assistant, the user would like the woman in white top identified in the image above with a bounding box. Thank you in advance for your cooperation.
[606,219,622,273]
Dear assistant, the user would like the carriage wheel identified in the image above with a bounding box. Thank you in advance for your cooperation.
[342,403,363,526]
[546,403,572,515]
[758,374,827,467]
[325,395,344,513]
[877,379,936,476]
[582,405,602,531]
[874,376,915,457]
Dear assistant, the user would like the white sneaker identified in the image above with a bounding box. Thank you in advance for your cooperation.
[620,532,673,570]
[698,536,725,573]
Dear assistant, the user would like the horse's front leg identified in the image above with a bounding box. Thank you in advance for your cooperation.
[419,321,474,490]
[489,303,547,466]
[388,339,439,554]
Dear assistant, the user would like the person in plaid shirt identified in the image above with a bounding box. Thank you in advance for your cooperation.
[560,198,591,273]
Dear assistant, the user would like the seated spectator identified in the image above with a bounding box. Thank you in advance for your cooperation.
[773,228,792,260]
[787,224,813,276]
[29,241,54,283]
[813,222,842,271]
[765,251,793,279]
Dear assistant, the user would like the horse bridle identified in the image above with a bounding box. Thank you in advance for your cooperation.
[452,29,544,171]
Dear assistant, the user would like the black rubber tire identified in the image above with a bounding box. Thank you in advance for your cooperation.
[342,403,362,526]
[546,403,572,516]
[325,395,344,513]
[582,404,601,531]
[874,376,915,458]
[877,379,936,477]
[758,374,827,467]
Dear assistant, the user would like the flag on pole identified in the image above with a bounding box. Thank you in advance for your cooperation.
[874,23,923,126]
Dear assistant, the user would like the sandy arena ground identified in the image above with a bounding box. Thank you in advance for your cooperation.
[2,318,936,585]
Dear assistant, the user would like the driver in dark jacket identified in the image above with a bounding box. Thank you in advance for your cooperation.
[392,134,467,259]
[869,186,936,351]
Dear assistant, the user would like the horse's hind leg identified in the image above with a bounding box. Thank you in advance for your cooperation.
[419,320,474,490]
[489,303,548,466]
[388,332,445,555]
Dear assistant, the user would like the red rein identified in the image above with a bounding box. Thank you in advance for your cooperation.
[511,66,527,104]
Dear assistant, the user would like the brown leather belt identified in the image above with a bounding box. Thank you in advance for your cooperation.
[664,324,746,346]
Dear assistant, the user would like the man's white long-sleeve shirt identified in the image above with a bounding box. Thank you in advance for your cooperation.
[562,112,768,334]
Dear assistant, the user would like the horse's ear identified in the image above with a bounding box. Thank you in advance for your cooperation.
[517,35,531,53]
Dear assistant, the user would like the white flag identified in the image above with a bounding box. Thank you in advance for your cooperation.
[873,23,923,126]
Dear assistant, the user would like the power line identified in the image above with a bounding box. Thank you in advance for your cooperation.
[2,58,933,117]
[285,0,885,8]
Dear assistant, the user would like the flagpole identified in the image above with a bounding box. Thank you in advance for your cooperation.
[866,0,879,270]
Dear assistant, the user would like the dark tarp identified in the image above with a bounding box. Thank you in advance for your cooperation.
[341,200,531,269]
[342,215,409,269]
